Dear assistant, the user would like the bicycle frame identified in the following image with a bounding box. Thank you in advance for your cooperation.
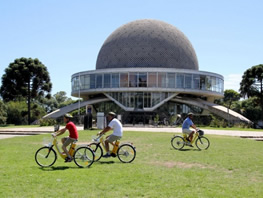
[89,134,136,163]
[182,131,199,145]
[49,136,77,160]
[94,135,120,155]
[35,134,95,168]
[171,129,210,151]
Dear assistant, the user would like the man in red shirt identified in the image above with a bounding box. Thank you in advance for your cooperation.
[52,113,79,162]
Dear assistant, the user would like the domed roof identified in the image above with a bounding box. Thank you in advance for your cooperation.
[96,19,199,70]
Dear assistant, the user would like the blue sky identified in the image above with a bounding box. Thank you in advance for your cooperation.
[0,0,262,99]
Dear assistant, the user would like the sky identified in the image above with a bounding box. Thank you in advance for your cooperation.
[0,0,262,99]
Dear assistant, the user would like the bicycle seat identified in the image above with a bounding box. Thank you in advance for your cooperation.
[72,140,78,144]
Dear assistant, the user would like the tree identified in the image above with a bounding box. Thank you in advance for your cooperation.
[54,91,68,104]
[240,64,263,121]
[223,89,240,125]
[223,89,240,110]
[6,101,28,125]
[0,58,52,124]
[53,91,74,108]
[240,97,262,122]
[0,99,7,125]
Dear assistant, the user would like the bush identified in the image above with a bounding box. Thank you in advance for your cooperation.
[39,118,57,126]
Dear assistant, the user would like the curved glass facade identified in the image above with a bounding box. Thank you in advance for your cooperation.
[72,71,224,93]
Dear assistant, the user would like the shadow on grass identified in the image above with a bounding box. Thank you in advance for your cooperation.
[170,148,200,152]
[38,166,70,171]
[38,166,88,171]
[96,161,115,165]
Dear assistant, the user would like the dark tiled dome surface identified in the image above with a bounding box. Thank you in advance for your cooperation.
[96,19,199,70]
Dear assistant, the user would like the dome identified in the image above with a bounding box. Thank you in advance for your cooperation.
[96,19,199,70]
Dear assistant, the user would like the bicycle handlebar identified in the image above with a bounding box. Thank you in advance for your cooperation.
[93,134,104,142]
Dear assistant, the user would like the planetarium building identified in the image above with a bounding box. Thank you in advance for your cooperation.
[45,19,250,125]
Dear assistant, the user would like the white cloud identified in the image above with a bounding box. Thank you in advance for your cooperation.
[224,74,242,92]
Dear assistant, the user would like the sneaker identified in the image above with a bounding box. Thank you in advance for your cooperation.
[186,142,193,147]
[102,153,111,158]
[65,157,73,162]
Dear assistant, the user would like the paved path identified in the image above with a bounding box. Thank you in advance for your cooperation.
[0,126,263,140]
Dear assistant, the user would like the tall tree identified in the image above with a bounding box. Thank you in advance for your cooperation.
[240,64,263,121]
[223,89,240,110]
[0,58,52,124]
[223,89,240,125]
[54,91,68,104]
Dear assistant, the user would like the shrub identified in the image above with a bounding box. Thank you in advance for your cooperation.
[39,118,57,126]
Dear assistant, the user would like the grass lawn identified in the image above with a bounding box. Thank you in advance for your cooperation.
[0,130,262,198]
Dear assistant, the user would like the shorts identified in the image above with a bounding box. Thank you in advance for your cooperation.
[62,137,77,147]
[182,129,193,135]
[106,134,121,143]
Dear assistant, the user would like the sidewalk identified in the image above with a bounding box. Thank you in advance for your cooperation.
[0,126,263,140]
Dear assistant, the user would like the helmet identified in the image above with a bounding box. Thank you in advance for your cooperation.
[188,112,194,116]
[107,112,116,117]
[64,113,73,119]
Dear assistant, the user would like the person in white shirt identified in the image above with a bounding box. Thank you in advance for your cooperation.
[98,112,123,158]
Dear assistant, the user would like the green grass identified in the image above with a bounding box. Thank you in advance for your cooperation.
[0,130,263,197]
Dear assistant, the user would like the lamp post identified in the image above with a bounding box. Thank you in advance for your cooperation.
[78,73,81,124]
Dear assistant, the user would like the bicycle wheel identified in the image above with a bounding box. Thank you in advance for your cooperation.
[117,144,136,163]
[171,136,185,150]
[35,146,57,167]
[195,136,210,150]
[88,143,103,161]
[73,146,94,168]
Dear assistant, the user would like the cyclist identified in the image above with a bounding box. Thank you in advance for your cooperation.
[182,112,197,146]
[52,113,79,162]
[98,112,123,158]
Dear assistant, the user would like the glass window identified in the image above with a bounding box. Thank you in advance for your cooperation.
[167,73,175,88]
[90,74,96,89]
[129,93,135,108]
[71,77,79,91]
[129,72,137,87]
[144,92,151,108]
[158,72,166,88]
[96,74,102,88]
[206,76,212,91]
[200,75,206,90]
[138,73,147,87]
[148,72,157,87]
[176,74,184,88]
[104,73,111,88]
[152,93,160,106]
[83,75,90,89]
[219,78,224,93]
[119,92,123,104]
[211,77,216,91]
[135,92,143,109]
[185,74,192,89]
[125,93,130,107]
[112,73,119,88]
[120,73,128,87]
[79,75,84,90]
[193,75,200,90]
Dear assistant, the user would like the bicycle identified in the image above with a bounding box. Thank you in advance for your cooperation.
[35,134,95,168]
[171,129,210,150]
[87,134,136,163]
